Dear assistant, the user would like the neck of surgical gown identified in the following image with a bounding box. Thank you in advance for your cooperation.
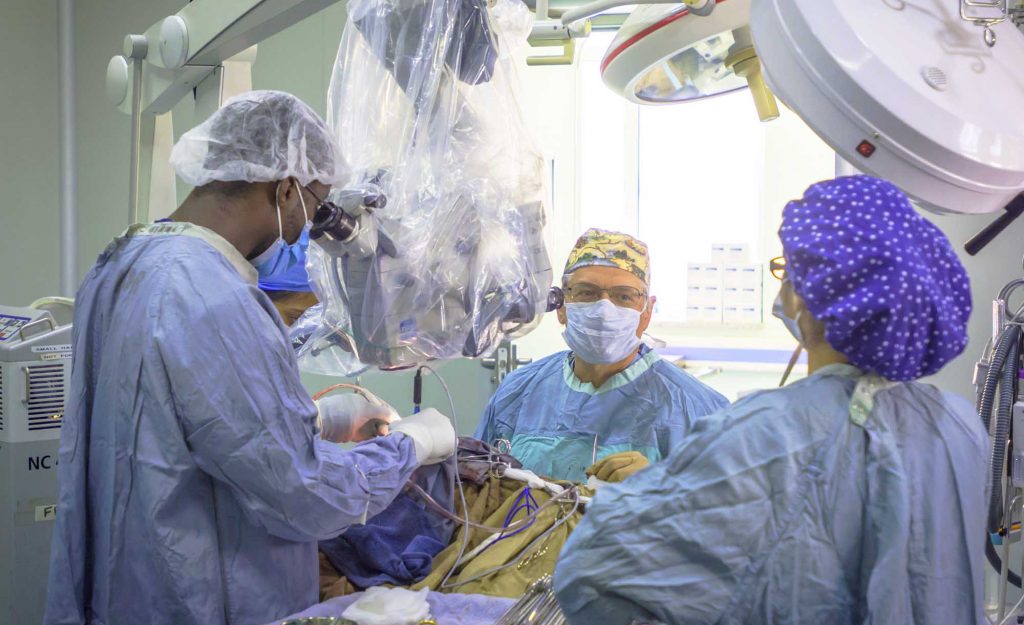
[553,363,990,625]
[43,229,419,625]
[474,347,728,482]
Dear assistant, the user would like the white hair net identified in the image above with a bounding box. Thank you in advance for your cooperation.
[170,90,349,188]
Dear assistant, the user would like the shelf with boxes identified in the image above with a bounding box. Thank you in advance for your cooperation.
[685,243,763,326]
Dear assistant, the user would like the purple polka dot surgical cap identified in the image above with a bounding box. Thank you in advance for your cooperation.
[780,175,972,381]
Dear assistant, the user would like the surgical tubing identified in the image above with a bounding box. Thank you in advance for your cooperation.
[483,488,540,554]
[442,489,582,590]
[408,481,576,534]
[998,279,1024,304]
[991,334,1019,531]
[979,323,1023,587]
[984,326,1021,531]
[980,326,1017,432]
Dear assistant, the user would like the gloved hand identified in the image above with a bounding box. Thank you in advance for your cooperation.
[388,408,456,465]
[316,393,397,443]
[586,451,650,483]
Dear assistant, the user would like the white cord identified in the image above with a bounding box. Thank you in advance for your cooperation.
[417,365,457,425]
[414,365,587,590]
[442,487,582,590]
[416,364,473,591]
[1000,593,1024,625]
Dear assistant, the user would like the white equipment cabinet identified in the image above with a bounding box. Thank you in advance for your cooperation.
[0,305,71,625]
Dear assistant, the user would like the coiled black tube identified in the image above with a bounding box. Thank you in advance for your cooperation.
[979,324,1023,587]
[990,332,1020,533]
[981,328,1018,431]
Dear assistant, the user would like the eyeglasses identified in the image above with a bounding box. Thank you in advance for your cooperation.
[769,256,787,281]
[565,282,647,310]
[303,185,331,215]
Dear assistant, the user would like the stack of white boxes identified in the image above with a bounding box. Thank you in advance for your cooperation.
[685,263,723,324]
[686,244,763,325]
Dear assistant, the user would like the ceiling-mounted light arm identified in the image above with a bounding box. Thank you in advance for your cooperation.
[684,0,716,15]
[960,0,1009,46]
[528,0,592,65]
[560,0,713,27]
[964,194,1024,256]
[724,26,778,122]
[1012,0,1024,28]
[105,0,340,116]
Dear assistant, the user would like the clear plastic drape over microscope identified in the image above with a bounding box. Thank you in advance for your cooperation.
[294,0,552,374]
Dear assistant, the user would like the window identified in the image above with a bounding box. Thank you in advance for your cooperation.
[510,31,835,364]
[638,95,765,321]
[577,33,638,235]
[575,34,834,326]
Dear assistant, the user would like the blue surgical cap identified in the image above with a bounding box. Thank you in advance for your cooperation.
[780,175,972,381]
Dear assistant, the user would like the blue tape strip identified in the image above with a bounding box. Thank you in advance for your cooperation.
[655,345,807,365]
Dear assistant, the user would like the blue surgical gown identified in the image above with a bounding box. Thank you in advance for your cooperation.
[474,346,728,482]
[44,228,420,625]
[554,363,990,625]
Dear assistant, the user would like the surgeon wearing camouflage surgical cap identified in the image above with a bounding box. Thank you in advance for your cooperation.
[474,228,728,483]
[554,176,988,625]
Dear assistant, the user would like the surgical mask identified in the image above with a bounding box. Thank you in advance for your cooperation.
[562,299,643,365]
[772,290,803,344]
[252,182,311,280]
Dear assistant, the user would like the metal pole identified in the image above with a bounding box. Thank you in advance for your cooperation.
[834,153,857,177]
[58,0,78,296]
[124,34,148,226]
[129,61,143,225]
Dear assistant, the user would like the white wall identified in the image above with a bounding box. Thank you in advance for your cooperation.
[70,1,348,284]
[0,0,60,306]
[924,212,1024,401]
[250,4,348,119]
[72,0,186,282]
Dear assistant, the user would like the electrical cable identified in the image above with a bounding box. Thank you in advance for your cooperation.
[312,382,375,402]
[314,373,562,531]
[416,364,475,591]
[441,487,583,590]
[979,302,1024,431]
[316,367,584,591]
[979,299,1024,589]
[981,325,1023,588]
[477,487,539,554]
[413,368,423,414]
[779,345,802,387]
[407,480,574,533]
[980,301,1024,393]
[411,365,586,591]
[999,592,1024,625]
[999,279,1024,304]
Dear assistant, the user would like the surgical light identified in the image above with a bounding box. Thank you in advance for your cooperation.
[751,0,1024,215]
[600,0,780,121]
[597,0,1024,215]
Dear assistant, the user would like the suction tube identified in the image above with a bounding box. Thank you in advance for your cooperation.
[979,323,1023,587]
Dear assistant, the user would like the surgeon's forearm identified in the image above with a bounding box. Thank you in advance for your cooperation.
[307,434,420,534]
[339,434,421,522]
